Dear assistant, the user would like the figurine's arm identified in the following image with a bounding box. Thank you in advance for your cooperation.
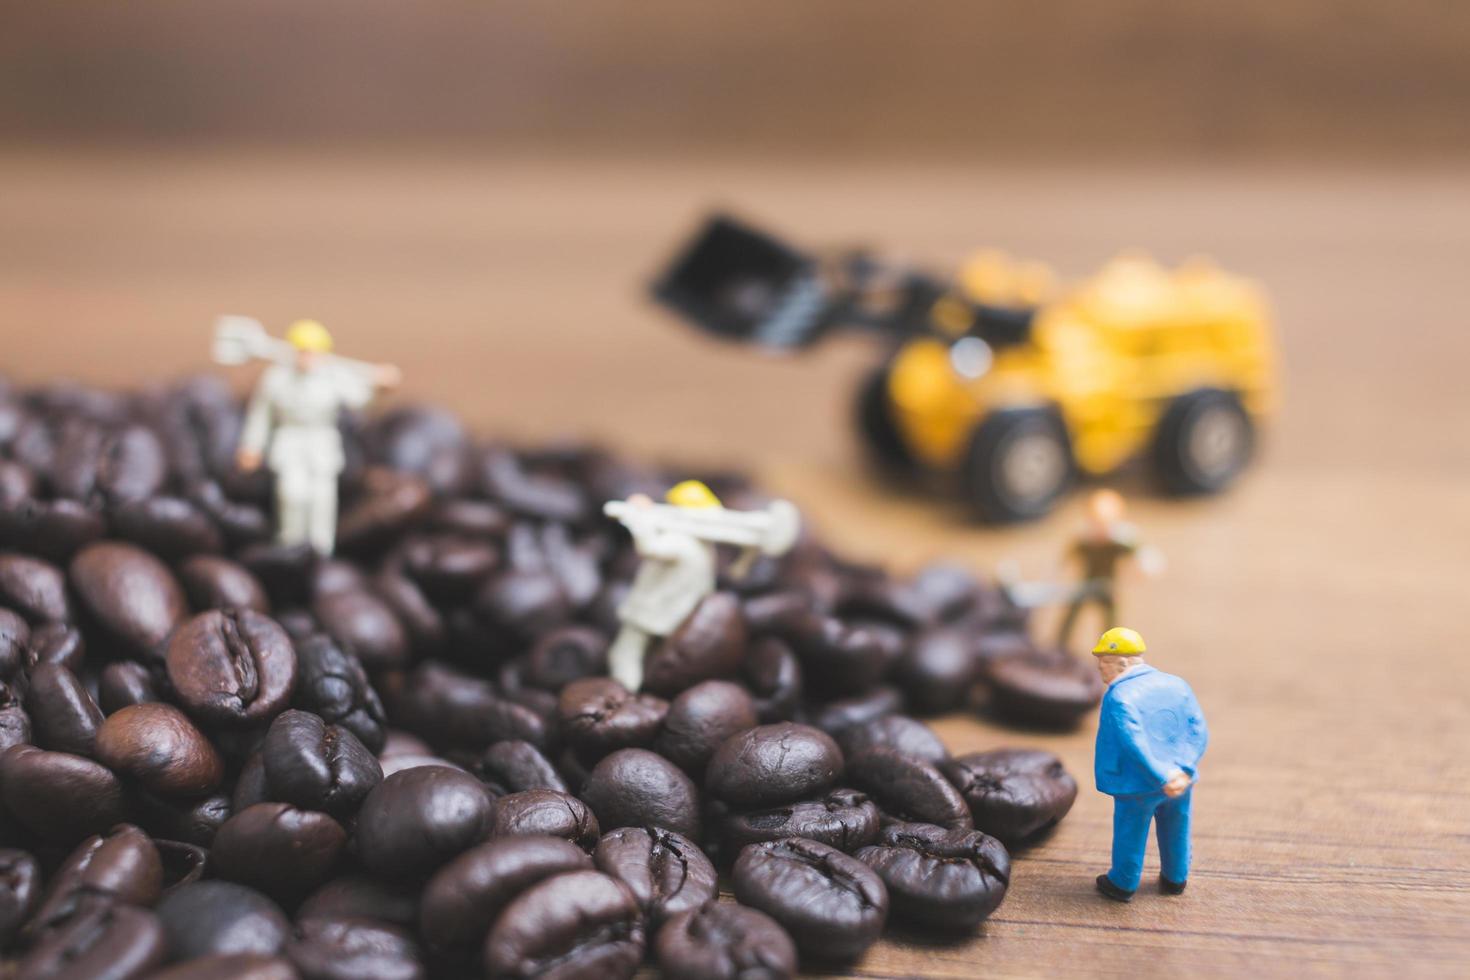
[236,369,277,471]
[629,525,686,561]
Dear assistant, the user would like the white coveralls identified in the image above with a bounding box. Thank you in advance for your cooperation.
[238,362,375,555]
[609,522,716,691]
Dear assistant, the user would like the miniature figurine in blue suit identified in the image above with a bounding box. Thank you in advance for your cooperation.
[1091,627,1208,901]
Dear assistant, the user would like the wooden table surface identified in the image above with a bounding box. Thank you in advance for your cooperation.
[2,151,1468,977]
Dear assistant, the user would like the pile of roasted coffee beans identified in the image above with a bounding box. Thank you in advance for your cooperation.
[0,376,1095,979]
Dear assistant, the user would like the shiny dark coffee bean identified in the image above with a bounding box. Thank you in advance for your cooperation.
[941,747,1078,845]
[28,824,163,933]
[742,636,802,723]
[210,802,346,898]
[0,552,74,623]
[188,480,273,548]
[378,754,464,778]
[2,498,109,564]
[0,744,127,842]
[642,592,747,697]
[478,740,566,795]
[894,627,984,714]
[261,709,382,819]
[0,702,30,751]
[155,839,208,895]
[592,826,717,925]
[836,714,948,766]
[96,702,224,797]
[855,821,1010,929]
[287,915,425,980]
[369,407,471,494]
[109,496,224,559]
[291,632,386,754]
[420,835,591,949]
[18,900,167,980]
[166,609,298,727]
[483,869,644,980]
[0,847,40,946]
[312,589,409,671]
[787,616,888,697]
[654,902,798,980]
[426,497,510,538]
[806,685,905,738]
[59,422,168,504]
[237,542,317,607]
[69,541,187,657]
[26,622,86,674]
[580,748,702,842]
[714,787,880,858]
[557,677,667,766]
[372,571,445,658]
[846,747,972,831]
[299,874,420,929]
[356,767,495,880]
[474,569,573,649]
[982,647,1104,728]
[479,448,590,524]
[150,955,298,980]
[706,722,843,810]
[399,534,499,601]
[131,789,233,848]
[0,606,27,679]
[156,880,291,959]
[903,563,985,624]
[25,663,104,757]
[490,789,600,851]
[732,837,889,961]
[97,661,158,714]
[177,555,271,613]
[391,662,548,753]
[655,680,758,778]
[312,559,370,596]
[522,626,608,691]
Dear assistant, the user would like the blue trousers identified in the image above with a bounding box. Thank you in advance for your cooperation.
[1107,789,1192,892]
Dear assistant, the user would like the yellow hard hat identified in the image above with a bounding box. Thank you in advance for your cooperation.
[286,319,333,353]
[665,480,721,509]
[1092,627,1146,656]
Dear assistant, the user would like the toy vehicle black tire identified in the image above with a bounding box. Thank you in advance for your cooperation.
[1152,388,1254,495]
[854,365,918,471]
[962,408,1074,523]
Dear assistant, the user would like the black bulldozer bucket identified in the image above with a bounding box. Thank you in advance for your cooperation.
[650,214,835,350]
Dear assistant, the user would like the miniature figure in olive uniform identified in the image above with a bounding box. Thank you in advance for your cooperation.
[233,320,400,555]
[1057,490,1161,650]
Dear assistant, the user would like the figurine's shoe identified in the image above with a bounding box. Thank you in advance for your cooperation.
[1159,875,1187,895]
[1095,874,1135,902]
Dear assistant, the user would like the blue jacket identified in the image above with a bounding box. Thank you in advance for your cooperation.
[1094,665,1209,797]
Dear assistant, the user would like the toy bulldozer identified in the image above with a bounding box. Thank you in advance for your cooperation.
[651,214,1277,523]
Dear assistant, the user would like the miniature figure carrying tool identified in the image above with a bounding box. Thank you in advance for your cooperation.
[1056,490,1163,650]
[213,316,401,555]
[604,481,800,691]
[1090,627,1208,902]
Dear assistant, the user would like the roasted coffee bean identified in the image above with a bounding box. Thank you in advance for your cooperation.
[238,542,317,607]
[69,541,187,657]
[592,826,717,925]
[787,616,887,697]
[655,680,758,777]
[155,839,208,895]
[479,448,590,524]
[474,569,572,648]
[490,790,600,851]
[26,622,86,673]
[522,626,607,691]
[0,497,107,563]
[261,709,382,819]
[150,955,298,980]
[654,902,798,980]
[299,874,420,929]
[742,636,802,723]
[0,744,127,842]
[0,552,74,623]
[372,571,445,658]
[941,747,1078,845]
[714,788,880,858]
[391,662,547,753]
[846,747,972,831]
[28,824,163,933]
[0,606,27,678]
[166,609,298,727]
[0,847,40,946]
[902,563,985,624]
[580,748,702,842]
[210,803,346,898]
[97,661,158,714]
[642,592,747,697]
[369,407,471,495]
[18,900,168,980]
[557,677,667,766]
[478,740,566,795]
[855,822,1010,929]
[706,722,843,810]
[313,559,370,596]
[0,703,30,751]
[231,752,269,811]
[0,460,33,505]
[187,480,273,548]
[312,589,409,671]
[109,496,224,559]
[982,647,1104,728]
[336,468,432,554]
[131,790,232,848]
[378,754,464,778]
[835,714,949,766]
[483,869,644,980]
[426,497,510,538]
[156,880,291,959]
[25,663,104,756]
[399,534,499,601]
[96,702,224,797]
[420,835,591,949]
[287,915,425,980]
[732,837,888,961]
[58,422,168,505]
[806,685,905,738]
[356,767,494,880]
[177,555,271,613]
[291,632,386,753]
[894,626,984,714]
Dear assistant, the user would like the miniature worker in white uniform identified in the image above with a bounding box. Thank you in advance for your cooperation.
[234,320,399,555]
[609,480,738,691]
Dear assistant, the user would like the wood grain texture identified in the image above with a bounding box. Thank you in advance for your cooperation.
[1,152,1467,977]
